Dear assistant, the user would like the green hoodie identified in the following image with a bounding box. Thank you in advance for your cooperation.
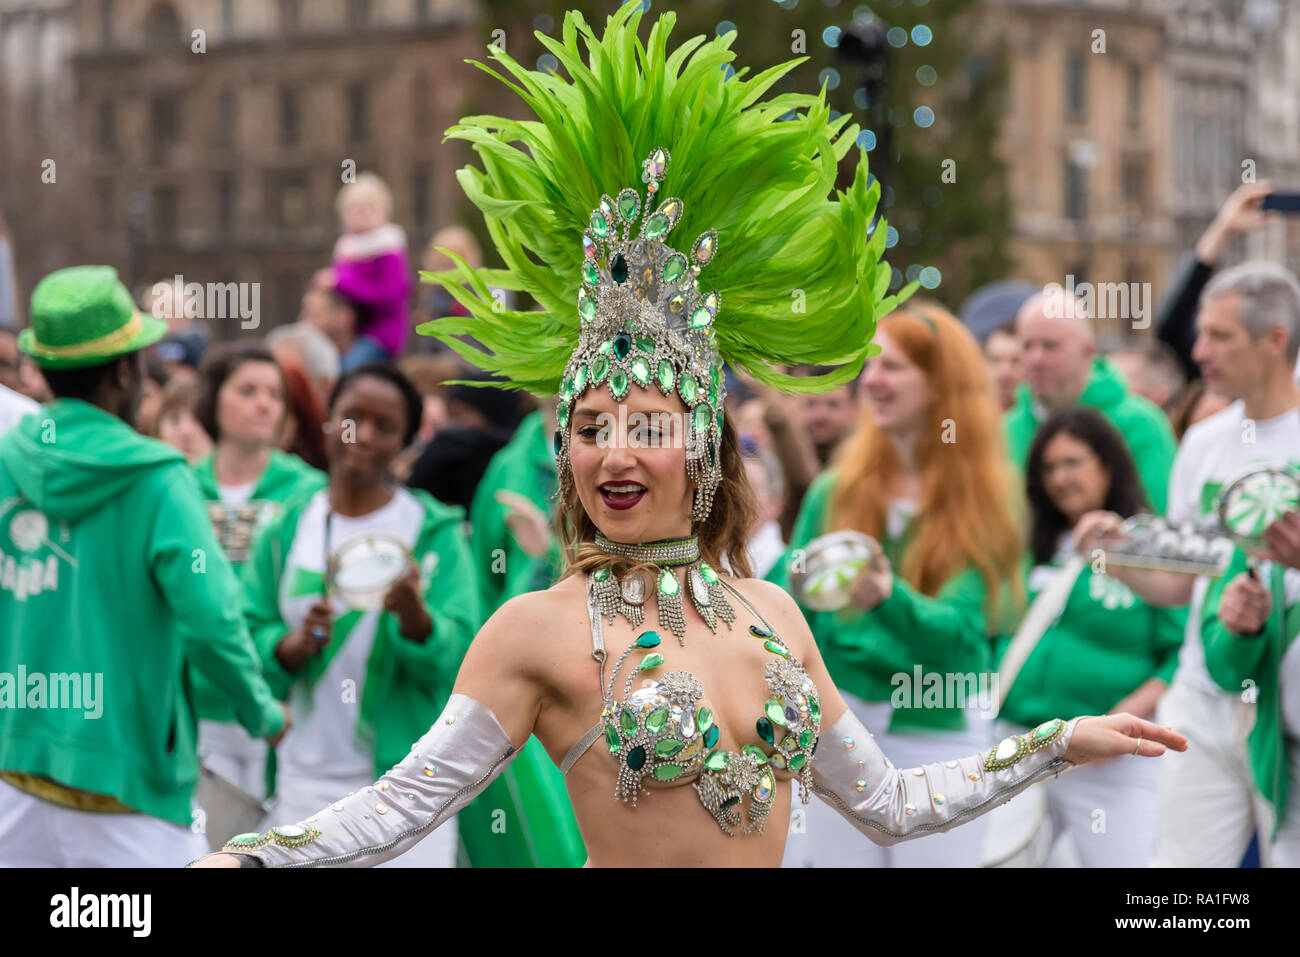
[995,556,1183,728]
[0,399,286,827]
[189,449,324,724]
[241,485,479,777]
[462,410,586,868]
[1202,548,1295,842]
[767,470,998,733]
[1004,356,1176,514]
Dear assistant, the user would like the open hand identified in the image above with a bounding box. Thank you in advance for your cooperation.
[496,490,554,559]
[1063,713,1188,765]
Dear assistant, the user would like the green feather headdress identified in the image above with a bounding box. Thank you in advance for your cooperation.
[418,1,912,521]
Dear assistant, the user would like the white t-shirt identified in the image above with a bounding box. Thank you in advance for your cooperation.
[0,383,37,437]
[274,487,425,782]
[1167,400,1300,694]
[217,479,258,506]
[743,520,785,580]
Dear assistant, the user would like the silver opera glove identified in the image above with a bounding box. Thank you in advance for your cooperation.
[811,709,1081,846]
[190,695,517,868]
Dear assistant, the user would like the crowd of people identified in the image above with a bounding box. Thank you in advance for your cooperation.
[0,162,1296,868]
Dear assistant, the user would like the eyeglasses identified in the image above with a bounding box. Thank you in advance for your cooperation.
[1041,455,1095,477]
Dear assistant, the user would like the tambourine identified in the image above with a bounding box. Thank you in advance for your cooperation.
[1099,515,1235,577]
[1215,464,1300,551]
[327,531,413,610]
[789,530,882,612]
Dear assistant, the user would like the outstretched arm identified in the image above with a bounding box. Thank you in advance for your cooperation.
[749,579,1189,847]
[190,592,552,867]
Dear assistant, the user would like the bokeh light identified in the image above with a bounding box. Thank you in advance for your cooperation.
[819,67,841,90]
[823,26,843,47]
[716,20,737,36]
[914,106,935,127]
[538,54,559,74]
[886,26,908,47]
[920,267,942,289]
[857,129,877,150]
[916,65,938,86]
[911,25,933,46]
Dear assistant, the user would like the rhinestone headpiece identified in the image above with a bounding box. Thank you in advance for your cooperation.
[553,148,726,525]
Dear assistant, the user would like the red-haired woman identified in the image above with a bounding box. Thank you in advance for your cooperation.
[771,302,1026,867]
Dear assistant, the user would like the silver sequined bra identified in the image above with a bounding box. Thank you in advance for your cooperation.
[559,575,821,836]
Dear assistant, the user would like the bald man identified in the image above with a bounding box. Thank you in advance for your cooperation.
[1004,289,1176,513]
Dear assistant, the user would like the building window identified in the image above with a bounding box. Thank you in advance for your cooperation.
[1122,157,1145,208]
[268,171,310,230]
[101,0,114,47]
[99,99,117,153]
[1125,64,1141,129]
[280,87,300,146]
[145,2,181,48]
[153,187,178,240]
[411,167,431,232]
[1065,55,1086,121]
[152,95,180,155]
[216,173,236,234]
[348,0,371,27]
[1064,159,1087,221]
[347,82,368,142]
[216,89,235,147]
[279,0,300,32]
[413,71,431,135]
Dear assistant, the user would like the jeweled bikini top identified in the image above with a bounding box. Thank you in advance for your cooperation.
[559,535,821,836]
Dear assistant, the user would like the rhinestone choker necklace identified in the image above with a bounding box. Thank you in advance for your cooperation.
[591,533,736,642]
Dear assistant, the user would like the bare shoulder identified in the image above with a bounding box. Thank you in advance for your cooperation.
[468,574,591,672]
[721,576,816,656]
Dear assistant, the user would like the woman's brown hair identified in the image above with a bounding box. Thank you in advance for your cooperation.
[556,404,758,583]
[828,300,1025,625]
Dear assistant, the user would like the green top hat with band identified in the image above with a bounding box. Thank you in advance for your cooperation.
[18,265,168,369]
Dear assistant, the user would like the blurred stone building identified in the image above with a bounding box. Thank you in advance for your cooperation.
[3,0,484,333]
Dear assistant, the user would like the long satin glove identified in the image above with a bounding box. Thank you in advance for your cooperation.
[811,709,1081,847]
[189,695,518,867]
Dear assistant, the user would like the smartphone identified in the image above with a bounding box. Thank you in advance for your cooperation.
[1262,192,1300,213]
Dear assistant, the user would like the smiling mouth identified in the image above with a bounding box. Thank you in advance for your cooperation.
[599,483,647,510]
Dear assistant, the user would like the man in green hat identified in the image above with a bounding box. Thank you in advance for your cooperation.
[0,265,289,866]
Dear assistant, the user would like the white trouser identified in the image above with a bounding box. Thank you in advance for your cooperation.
[197,719,270,799]
[0,778,209,867]
[990,720,1161,867]
[262,769,458,868]
[1152,675,1268,867]
[1267,746,1300,867]
[782,693,996,867]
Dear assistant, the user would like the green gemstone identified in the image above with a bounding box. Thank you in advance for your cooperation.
[716,406,724,431]
[698,706,713,733]
[703,724,719,748]
[579,296,596,323]
[654,738,685,758]
[693,404,710,434]
[656,360,675,393]
[618,190,639,221]
[636,631,661,648]
[680,375,697,404]
[612,332,632,359]
[591,211,608,238]
[644,212,670,238]
[645,707,669,733]
[663,255,687,284]
[705,749,729,771]
[788,752,807,771]
[591,355,610,384]
[749,623,773,638]
[630,357,650,388]
[574,364,588,394]
[627,745,646,770]
[781,735,798,752]
[610,253,628,283]
[708,378,719,407]
[620,709,637,738]
[593,566,611,582]
[652,763,684,781]
[690,305,712,330]
[561,376,573,402]
[764,640,789,658]
[809,696,821,722]
[765,698,787,727]
[553,429,563,455]
[658,568,679,596]
[799,729,814,749]
[1034,719,1061,740]
[582,261,598,286]
[557,403,569,427]
[637,653,664,673]
[604,723,620,754]
[598,339,613,354]
[700,563,718,584]
[609,368,629,400]
[635,334,654,353]
[229,832,262,845]
[756,716,775,744]
[742,744,768,766]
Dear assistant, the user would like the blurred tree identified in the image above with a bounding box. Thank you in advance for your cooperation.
[471,0,1012,308]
